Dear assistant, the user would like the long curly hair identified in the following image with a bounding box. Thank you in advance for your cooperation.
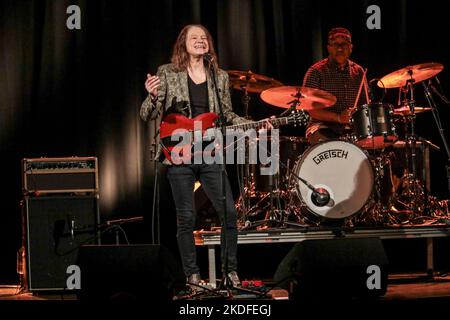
[171,24,218,71]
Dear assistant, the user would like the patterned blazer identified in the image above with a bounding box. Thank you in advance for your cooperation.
[140,63,244,124]
[140,63,245,163]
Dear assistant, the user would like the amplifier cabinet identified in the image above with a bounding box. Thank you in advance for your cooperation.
[25,195,100,291]
[22,157,98,194]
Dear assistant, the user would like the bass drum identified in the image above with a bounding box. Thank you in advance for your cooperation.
[290,140,374,222]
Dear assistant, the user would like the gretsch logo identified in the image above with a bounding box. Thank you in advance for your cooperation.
[313,149,349,165]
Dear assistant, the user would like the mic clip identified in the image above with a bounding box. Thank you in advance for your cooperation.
[311,187,330,207]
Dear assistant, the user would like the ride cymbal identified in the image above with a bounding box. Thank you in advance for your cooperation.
[260,86,336,110]
[227,70,283,93]
[378,62,443,88]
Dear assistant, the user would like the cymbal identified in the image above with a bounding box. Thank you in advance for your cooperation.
[393,106,432,115]
[227,70,283,93]
[260,86,336,110]
[378,62,444,88]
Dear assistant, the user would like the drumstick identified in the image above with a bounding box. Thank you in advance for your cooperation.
[352,68,368,111]
[363,72,370,104]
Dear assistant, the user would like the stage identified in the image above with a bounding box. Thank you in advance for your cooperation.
[195,224,450,288]
[2,272,450,299]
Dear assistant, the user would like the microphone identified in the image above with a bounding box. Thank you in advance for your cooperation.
[311,187,330,207]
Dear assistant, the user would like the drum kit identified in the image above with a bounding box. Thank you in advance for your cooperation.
[228,63,447,229]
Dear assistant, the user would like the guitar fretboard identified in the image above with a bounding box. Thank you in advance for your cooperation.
[226,117,291,131]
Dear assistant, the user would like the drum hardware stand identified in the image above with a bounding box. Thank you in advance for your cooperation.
[240,174,285,230]
[363,153,399,225]
[235,82,254,221]
[238,98,309,230]
[238,156,307,230]
[236,79,268,220]
[240,172,309,230]
[394,75,432,220]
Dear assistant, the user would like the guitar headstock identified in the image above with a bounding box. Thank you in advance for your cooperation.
[286,109,310,126]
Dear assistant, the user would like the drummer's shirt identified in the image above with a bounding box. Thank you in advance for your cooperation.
[303,58,367,138]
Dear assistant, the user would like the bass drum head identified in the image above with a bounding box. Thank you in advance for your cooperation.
[292,140,374,220]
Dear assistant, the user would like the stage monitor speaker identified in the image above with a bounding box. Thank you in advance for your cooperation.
[76,244,185,301]
[274,237,388,300]
[25,195,99,291]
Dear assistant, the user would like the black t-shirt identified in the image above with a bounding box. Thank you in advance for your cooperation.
[188,76,209,117]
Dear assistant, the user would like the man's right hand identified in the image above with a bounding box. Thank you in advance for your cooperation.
[145,73,160,98]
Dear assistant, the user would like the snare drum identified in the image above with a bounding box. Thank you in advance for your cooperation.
[289,140,374,222]
[351,103,397,149]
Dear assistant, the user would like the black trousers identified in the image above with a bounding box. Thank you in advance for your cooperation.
[167,164,238,277]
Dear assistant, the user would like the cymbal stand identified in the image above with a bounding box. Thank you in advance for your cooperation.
[240,100,307,230]
[396,75,429,217]
[367,152,398,225]
[241,84,251,120]
[236,83,253,220]
[238,135,290,230]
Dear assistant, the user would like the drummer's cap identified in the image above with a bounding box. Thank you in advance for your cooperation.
[328,27,352,43]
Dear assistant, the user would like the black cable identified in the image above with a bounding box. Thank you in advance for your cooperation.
[175,282,227,300]
[114,225,130,244]
[260,273,299,296]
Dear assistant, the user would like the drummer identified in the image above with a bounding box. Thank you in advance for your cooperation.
[303,27,367,144]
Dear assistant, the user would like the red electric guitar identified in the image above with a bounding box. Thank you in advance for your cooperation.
[159,111,309,164]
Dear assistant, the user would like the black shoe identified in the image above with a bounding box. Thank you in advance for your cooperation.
[186,273,202,291]
[226,271,241,287]
[187,273,201,284]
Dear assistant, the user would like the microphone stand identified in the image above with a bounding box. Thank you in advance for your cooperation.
[206,58,233,291]
[150,97,164,245]
[205,58,271,299]
[422,81,450,198]
[287,166,330,207]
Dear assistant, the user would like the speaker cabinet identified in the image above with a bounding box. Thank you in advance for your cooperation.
[25,195,99,291]
[76,244,184,300]
[274,238,389,300]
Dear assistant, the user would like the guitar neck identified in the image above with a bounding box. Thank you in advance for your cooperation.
[226,117,290,131]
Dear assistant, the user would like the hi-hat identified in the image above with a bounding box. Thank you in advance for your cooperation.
[260,86,336,110]
[227,70,283,93]
[378,62,444,88]
[393,105,432,115]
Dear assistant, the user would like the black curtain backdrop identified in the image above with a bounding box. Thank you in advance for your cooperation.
[1,0,449,282]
